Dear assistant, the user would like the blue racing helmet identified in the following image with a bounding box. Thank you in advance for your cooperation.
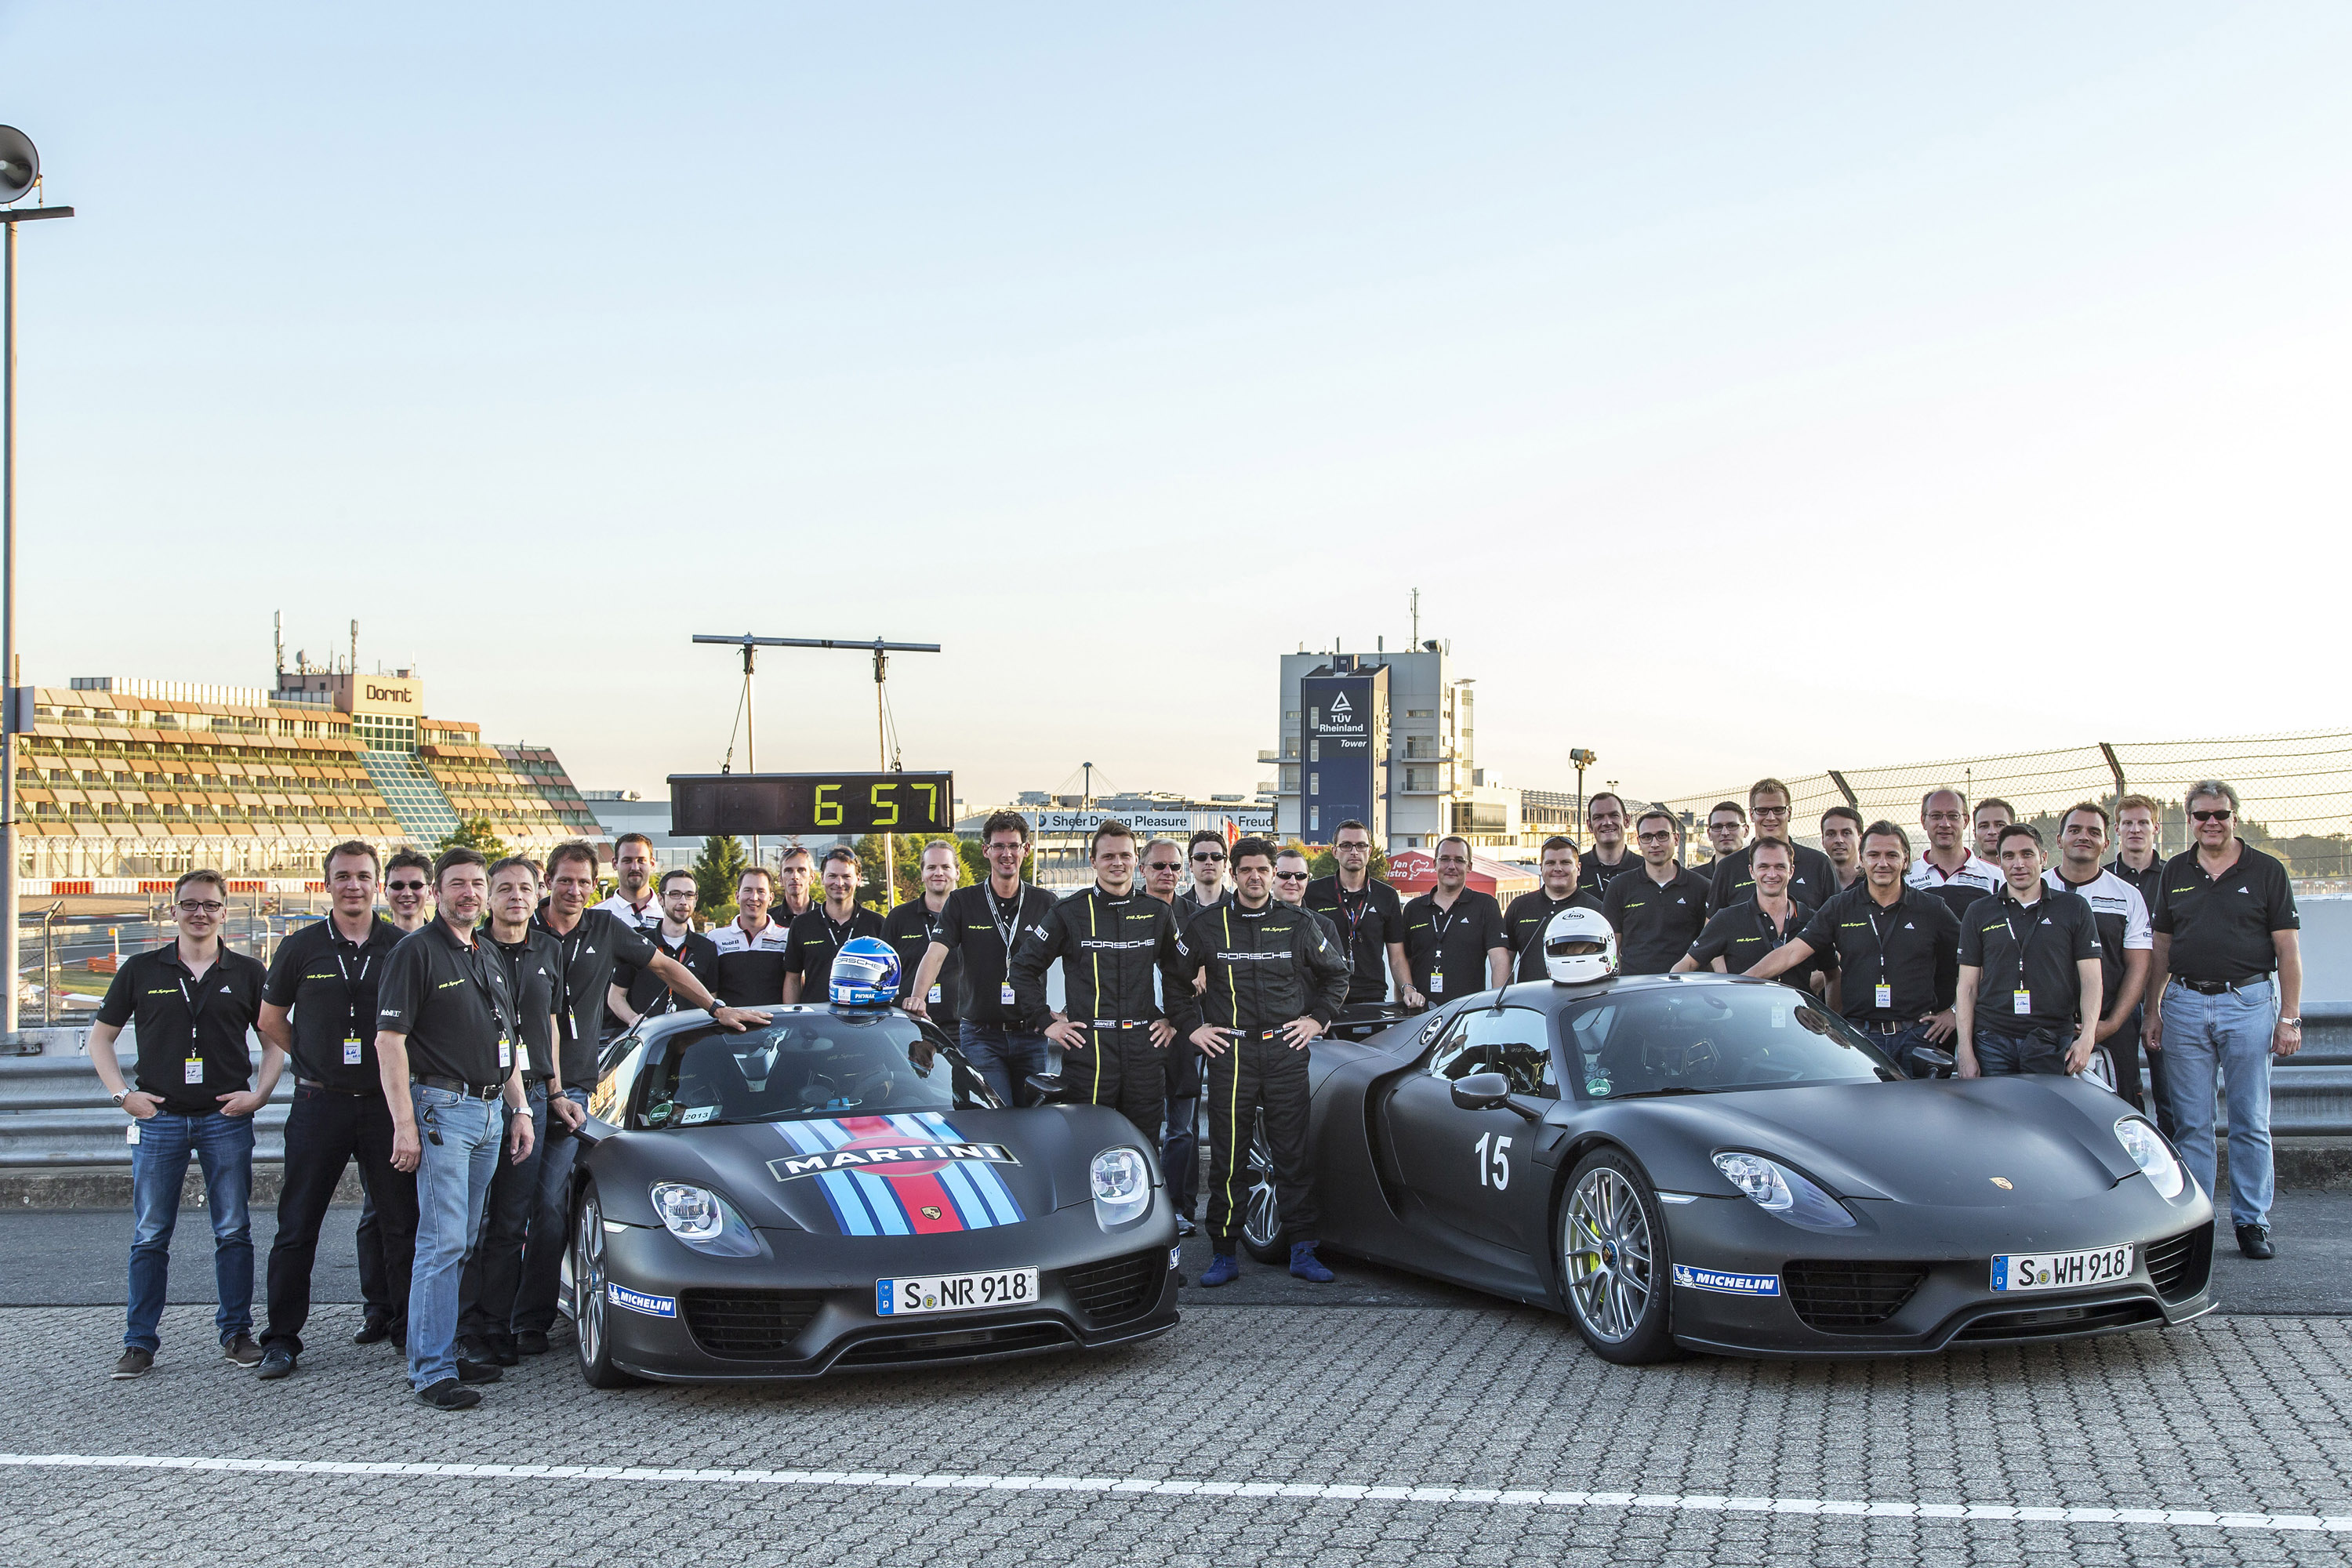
[829,935,902,1007]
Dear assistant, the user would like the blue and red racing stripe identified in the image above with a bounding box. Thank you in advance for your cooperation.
[774,1115,1024,1236]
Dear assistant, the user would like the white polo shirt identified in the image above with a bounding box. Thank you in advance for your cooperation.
[1907,851,2003,922]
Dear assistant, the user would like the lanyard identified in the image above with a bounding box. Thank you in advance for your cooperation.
[459,933,518,1055]
[175,970,212,1047]
[539,914,589,1042]
[1431,896,1463,945]
[1334,884,1374,949]
[988,885,1026,968]
[1752,900,1796,951]
[328,930,376,1040]
[1863,898,1904,980]
[1998,895,2047,984]
[650,928,694,1016]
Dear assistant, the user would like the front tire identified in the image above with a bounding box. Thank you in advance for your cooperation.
[1240,1111,1287,1264]
[1558,1148,1679,1364]
[572,1185,641,1388]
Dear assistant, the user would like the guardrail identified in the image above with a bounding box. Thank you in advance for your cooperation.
[2,1003,2346,1170]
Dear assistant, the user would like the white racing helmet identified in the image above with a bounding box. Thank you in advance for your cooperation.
[1544,906,1618,986]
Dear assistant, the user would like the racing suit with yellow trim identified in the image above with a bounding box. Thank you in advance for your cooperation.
[1173,897,1349,1254]
[1009,884,1199,1142]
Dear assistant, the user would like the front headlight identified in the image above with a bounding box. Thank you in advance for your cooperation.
[1712,1151,1855,1229]
[2114,1117,2187,1200]
[651,1182,726,1242]
[1091,1146,1152,1231]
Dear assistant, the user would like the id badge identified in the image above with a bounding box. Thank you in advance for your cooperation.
[1430,968,1445,995]
[928,983,942,1005]
[1874,982,1893,1010]
[343,1036,364,1066]
[183,1055,204,1086]
[1000,982,1016,1006]
[498,1034,513,1070]
[2013,989,2032,1016]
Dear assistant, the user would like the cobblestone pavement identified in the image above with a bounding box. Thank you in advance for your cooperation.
[3,1301,2347,1567]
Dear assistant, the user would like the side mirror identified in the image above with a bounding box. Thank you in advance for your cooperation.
[1909,1048,1955,1079]
[1024,1073,1065,1105]
[1450,1071,1512,1111]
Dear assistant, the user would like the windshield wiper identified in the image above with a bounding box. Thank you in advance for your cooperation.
[1603,1086,1715,1099]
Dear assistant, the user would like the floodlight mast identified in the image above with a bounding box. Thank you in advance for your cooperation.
[692,635,942,905]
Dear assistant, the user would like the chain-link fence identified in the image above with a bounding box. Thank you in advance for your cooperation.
[1629,729,2352,891]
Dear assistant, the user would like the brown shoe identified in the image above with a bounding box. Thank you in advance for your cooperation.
[112,1348,154,1380]
[220,1334,263,1368]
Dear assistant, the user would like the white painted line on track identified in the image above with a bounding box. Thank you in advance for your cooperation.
[1,1454,2346,1533]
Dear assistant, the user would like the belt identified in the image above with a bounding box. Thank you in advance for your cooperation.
[417,1075,504,1100]
[2175,976,2265,996]
[295,1079,368,1096]
[1080,1019,1155,1029]
[1858,1021,1910,1036]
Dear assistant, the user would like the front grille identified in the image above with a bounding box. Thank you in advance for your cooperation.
[834,1322,1074,1367]
[1062,1249,1166,1327]
[2143,1227,2209,1303]
[681,1290,823,1359]
[1784,1261,1931,1331]
[1954,1298,2161,1341]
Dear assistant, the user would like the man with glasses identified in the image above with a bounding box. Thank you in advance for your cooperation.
[2046,802,2152,1107]
[2144,781,2303,1260]
[1400,836,1508,1006]
[1693,800,1748,885]
[1819,805,1867,896]
[351,848,434,1346]
[884,840,964,1025]
[2109,794,2174,1134]
[710,866,793,1006]
[608,869,724,1028]
[90,869,273,1380]
[383,849,434,934]
[1602,809,1715,976]
[782,845,887,1004]
[252,842,413,1381]
[1140,839,1186,903]
[1013,820,1196,1141]
[1274,847,1343,952]
[1504,837,1603,983]
[1181,829,1231,920]
[1141,839,1203,1235]
[373,848,536,1410]
[1578,793,1642,898]
[908,812,1057,1106]
[1304,818,1412,1007]
[1909,788,2002,922]
[1705,779,1835,915]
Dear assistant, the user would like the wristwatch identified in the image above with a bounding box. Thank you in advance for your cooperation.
[2281,1017,2303,1029]
[111,1091,127,1108]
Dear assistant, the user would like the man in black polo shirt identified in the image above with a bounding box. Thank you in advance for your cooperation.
[2145,780,2303,1259]
[1504,837,1603,983]
[1748,822,1960,1075]
[374,848,535,1411]
[89,869,272,1380]
[1707,779,1837,915]
[1302,818,1411,1007]
[1577,793,1642,899]
[608,870,724,1028]
[884,840,964,1024]
[456,855,562,1369]
[907,812,1058,1105]
[783,844,887,1003]
[1672,837,1825,993]
[1819,805,1867,898]
[253,842,413,1379]
[350,847,435,1348]
[1399,837,1508,1007]
[1955,825,2103,1079]
[1601,809,1714,976]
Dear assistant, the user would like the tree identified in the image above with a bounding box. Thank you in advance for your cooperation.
[691,833,750,922]
[437,816,508,862]
[1307,840,1390,881]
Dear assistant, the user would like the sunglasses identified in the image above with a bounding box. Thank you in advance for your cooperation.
[2190,808,2233,822]
[1145,861,1182,872]
[1192,851,1225,862]
[1273,870,1309,881]
[387,880,427,892]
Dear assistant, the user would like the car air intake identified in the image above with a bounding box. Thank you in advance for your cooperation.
[1062,1248,1167,1327]
[2142,1226,2210,1304]
[681,1290,823,1359]
[1784,1261,1931,1331]
[1952,1298,2161,1341]
[833,1322,1075,1367]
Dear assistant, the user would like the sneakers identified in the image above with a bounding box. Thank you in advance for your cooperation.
[1174,1215,1197,1239]
[220,1334,263,1367]
[1200,1254,1242,1288]
[351,1318,394,1346]
[416,1378,481,1411]
[514,1330,550,1357]
[2236,1222,2276,1260]
[1290,1242,1334,1283]
[455,1359,503,1385]
[111,1348,154,1380]
[256,1347,298,1381]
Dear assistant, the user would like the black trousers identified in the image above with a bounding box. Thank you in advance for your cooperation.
[1203,1033,1316,1253]
[1163,1032,1201,1220]
[456,1088,546,1349]
[1063,1023,1165,1145]
[262,1085,417,1355]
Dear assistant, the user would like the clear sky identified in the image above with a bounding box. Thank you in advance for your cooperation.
[5,5,2347,810]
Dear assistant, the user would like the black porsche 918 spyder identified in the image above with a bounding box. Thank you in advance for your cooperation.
[1240,974,2216,1361]
[560,1007,1179,1384]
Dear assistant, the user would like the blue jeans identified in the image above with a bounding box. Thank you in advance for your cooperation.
[125,1111,256,1352]
[515,1087,588,1334]
[406,1086,504,1391]
[1973,1028,2070,1076]
[959,1022,1051,1108]
[1867,1022,1947,1077]
[2160,978,2275,1227]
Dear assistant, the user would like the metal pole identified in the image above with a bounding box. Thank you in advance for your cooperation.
[3,220,17,1034]
[742,643,758,869]
[875,645,891,909]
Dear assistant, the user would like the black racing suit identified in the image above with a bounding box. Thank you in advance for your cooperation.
[1010,884,1199,1142]
[1174,898,1350,1254]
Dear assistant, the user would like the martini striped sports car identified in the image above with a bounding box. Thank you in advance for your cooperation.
[561,1006,1179,1385]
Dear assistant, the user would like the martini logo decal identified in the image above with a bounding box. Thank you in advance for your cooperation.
[772,1113,1026,1237]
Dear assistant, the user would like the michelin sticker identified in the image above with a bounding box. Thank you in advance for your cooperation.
[1671,1265,1781,1297]
[608,1283,678,1318]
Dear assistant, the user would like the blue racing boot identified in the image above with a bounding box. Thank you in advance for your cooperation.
[1290,1242,1334,1283]
[1200,1253,1242,1288]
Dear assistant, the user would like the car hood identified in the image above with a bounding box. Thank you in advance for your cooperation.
[1637,1076,2142,1206]
[636,1108,1109,1237]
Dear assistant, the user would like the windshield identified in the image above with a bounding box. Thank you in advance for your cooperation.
[1564,983,1900,1100]
[635,1011,995,1129]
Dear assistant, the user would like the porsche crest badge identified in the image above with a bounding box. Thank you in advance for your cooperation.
[1989,1177,2013,1190]
[920,1206,943,1220]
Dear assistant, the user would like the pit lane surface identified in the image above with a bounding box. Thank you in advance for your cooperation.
[2,1207,2349,1566]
